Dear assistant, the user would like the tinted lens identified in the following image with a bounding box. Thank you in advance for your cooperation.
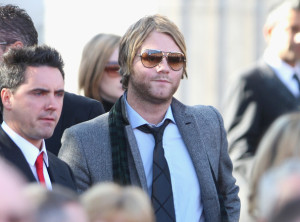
[167,53,185,71]
[105,61,120,77]
[141,50,163,68]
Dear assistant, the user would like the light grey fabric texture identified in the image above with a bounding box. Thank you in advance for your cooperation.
[58,97,240,222]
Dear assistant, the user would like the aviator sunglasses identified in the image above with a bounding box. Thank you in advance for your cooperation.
[138,49,186,71]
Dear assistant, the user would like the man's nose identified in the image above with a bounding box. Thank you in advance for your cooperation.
[156,57,170,73]
[45,94,60,110]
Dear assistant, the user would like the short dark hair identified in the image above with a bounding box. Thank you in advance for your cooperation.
[0,45,64,109]
[0,4,38,47]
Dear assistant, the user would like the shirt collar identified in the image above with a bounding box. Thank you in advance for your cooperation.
[1,121,49,167]
[124,92,175,128]
[263,48,300,80]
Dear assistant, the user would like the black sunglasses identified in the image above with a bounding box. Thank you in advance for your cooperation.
[138,49,186,71]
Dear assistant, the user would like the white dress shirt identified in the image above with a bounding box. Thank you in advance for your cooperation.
[124,95,205,222]
[264,48,300,97]
[1,121,52,190]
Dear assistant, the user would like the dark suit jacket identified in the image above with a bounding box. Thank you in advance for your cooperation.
[0,127,77,191]
[46,92,104,155]
[224,61,300,161]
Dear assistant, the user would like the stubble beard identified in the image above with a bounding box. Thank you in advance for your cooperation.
[129,77,178,105]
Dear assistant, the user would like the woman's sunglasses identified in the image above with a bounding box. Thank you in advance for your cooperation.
[104,61,121,77]
[138,49,186,71]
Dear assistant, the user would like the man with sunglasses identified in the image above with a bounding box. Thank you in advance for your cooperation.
[59,14,240,222]
[0,4,105,156]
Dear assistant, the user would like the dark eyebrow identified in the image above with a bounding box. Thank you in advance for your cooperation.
[31,88,50,93]
[55,89,65,94]
[30,88,65,94]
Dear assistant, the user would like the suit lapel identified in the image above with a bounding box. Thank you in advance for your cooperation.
[260,62,300,105]
[125,125,148,191]
[0,127,36,182]
[171,99,216,201]
[46,153,64,184]
[120,97,148,191]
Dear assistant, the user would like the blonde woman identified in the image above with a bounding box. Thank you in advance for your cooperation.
[248,111,300,220]
[81,182,154,222]
[78,34,123,112]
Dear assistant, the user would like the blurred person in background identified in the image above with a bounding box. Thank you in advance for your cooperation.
[256,158,300,222]
[78,33,123,112]
[247,112,300,221]
[268,197,300,222]
[0,156,33,222]
[223,1,300,220]
[25,184,88,222]
[81,182,154,222]
[0,4,105,156]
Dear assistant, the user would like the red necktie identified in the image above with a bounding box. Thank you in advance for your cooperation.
[35,152,45,185]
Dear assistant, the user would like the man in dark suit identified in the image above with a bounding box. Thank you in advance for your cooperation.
[59,14,240,222]
[223,0,300,220]
[225,0,300,173]
[0,45,76,191]
[0,4,104,155]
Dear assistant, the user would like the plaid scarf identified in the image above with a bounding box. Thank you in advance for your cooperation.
[108,96,131,185]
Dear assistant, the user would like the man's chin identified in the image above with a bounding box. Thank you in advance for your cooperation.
[40,129,55,139]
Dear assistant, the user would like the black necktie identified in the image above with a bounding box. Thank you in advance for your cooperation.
[138,119,176,222]
[293,73,300,92]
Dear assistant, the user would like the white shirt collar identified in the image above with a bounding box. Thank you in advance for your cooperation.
[123,93,175,128]
[1,121,49,167]
[263,48,300,80]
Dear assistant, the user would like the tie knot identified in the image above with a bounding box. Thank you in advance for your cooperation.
[137,119,170,142]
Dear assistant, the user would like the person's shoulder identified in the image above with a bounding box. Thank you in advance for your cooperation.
[237,61,273,81]
[64,91,103,107]
[62,91,105,119]
[189,104,221,119]
[172,98,221,119]
[47,151,68,166]
[66,112,109,133]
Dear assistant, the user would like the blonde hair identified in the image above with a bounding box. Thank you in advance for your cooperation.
[81,182,154,222]
[248,111,300,217]
[78,33,121,101]
[119,14,187,90]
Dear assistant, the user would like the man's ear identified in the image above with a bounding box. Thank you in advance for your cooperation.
[263,24,274,43]
[11,41,23,48]
[1,88,13,110]
[4,41,24,52]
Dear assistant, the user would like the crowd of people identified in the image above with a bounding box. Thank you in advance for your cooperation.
[1,0,300,221]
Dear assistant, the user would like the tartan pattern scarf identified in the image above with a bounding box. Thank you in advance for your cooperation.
[108,95,131,185]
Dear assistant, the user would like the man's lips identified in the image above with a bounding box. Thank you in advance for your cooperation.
[39,117,56,122]
[153,78,171,83]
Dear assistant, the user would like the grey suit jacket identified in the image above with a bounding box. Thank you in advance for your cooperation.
[59,97,240,222]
